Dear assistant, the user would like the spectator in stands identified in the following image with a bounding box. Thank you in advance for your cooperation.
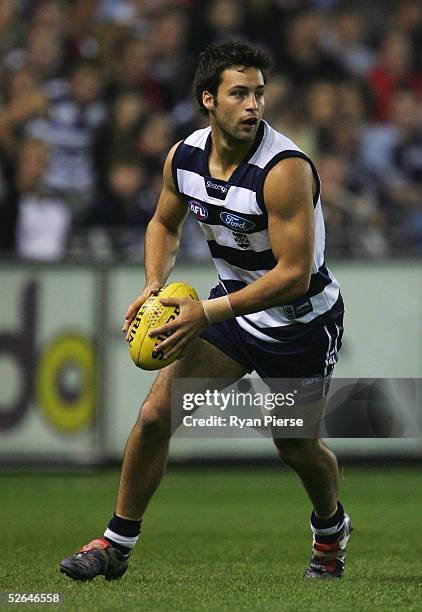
[99,161,149,225]
[149,8,194,109]
[95,91,150,190]
[360,87,422,181]
[31,0,68,42]
[108,38,163,108]
[134,112,173,178]
[0,0,22,58]
[392,0,422,71]
[322,4,375,76]
[272,87,319,161]
[305,80,338,153]
[26,26,65,83]
[199,0,246,48]
[319,154,389,258]
[65,0,101,63]
[87,160,168,259]
[3,17,65,85]
[96,0,137,26]
[14,138,71,261]
[275,8,346,90]
[366,30,422,122]
[260,73,291,126]
[362,88,422,251]
[26,61,107,220]
[337,80,372,123]
[0,68,47,161]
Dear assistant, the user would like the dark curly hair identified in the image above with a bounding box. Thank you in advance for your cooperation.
[193,40,272,114]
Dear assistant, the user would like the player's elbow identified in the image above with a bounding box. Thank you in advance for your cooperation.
[289,282,310,302]
[297,271,311,295]
[285,268,311,301]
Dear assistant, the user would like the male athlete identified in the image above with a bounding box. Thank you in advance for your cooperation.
[60,40,351,581]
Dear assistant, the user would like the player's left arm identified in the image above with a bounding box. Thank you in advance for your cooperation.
[228,156,315,315]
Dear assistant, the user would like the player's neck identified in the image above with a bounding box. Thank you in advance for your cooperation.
[208,126,254,181]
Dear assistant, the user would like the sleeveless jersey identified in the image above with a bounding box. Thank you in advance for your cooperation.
[172,120,342,344]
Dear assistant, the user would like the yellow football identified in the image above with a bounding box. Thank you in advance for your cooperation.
[128,282,199,370]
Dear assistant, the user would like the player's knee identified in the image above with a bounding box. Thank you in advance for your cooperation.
[275,438,320,466]
[138,402,171,441]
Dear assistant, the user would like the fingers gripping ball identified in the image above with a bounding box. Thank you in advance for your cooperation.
[128,282,199,370]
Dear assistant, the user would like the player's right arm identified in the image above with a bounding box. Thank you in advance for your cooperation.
[123,142,189,337]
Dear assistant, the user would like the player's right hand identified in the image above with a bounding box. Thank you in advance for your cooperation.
[123,281,163,340]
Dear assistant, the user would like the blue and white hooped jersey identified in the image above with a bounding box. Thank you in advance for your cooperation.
[172,120,342,344]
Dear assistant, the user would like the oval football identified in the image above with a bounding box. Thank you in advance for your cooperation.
[128,282,199,370]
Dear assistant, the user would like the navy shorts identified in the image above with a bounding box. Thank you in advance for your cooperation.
[200,284,344,401]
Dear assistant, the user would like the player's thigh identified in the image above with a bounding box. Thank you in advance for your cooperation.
[139,336,248,428]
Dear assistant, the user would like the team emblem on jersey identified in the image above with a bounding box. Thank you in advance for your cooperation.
[220,212,255,232]
[232,232,250,249]
[188,200,208,220]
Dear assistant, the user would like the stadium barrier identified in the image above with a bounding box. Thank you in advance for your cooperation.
[0,260,421,464]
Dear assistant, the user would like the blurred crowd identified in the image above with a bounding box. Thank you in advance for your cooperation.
[0,0,421,261]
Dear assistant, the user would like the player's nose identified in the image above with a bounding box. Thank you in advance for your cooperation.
[246,93,259,110]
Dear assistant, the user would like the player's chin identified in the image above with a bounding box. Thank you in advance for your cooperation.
[234,128,258,143]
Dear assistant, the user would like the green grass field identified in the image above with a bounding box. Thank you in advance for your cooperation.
[0,465,421,612]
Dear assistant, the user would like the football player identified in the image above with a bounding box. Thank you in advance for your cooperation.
[60,40,351,582]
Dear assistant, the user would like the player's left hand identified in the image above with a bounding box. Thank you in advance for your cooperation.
[148,297,209,360]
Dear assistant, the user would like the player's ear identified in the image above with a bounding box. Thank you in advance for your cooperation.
[202,90,215,112]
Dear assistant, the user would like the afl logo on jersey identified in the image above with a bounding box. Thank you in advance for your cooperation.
[189,200,208,220]
[220,212,255,232]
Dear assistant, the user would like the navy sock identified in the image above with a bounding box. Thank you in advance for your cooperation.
[104,514,142,555]
[311,502,345,543]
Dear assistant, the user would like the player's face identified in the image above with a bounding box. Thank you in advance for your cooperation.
[208,66,265,144]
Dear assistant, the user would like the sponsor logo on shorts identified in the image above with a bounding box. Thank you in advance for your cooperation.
[220,212,255,232]
[283,300,313,320]
[189,200,208,220]
[302,375,323,387]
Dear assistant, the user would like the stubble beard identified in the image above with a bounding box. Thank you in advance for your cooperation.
[213,112,258,146]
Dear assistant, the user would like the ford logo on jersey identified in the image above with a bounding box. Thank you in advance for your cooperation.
[189,200,208,220]
[220,212,255,232]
